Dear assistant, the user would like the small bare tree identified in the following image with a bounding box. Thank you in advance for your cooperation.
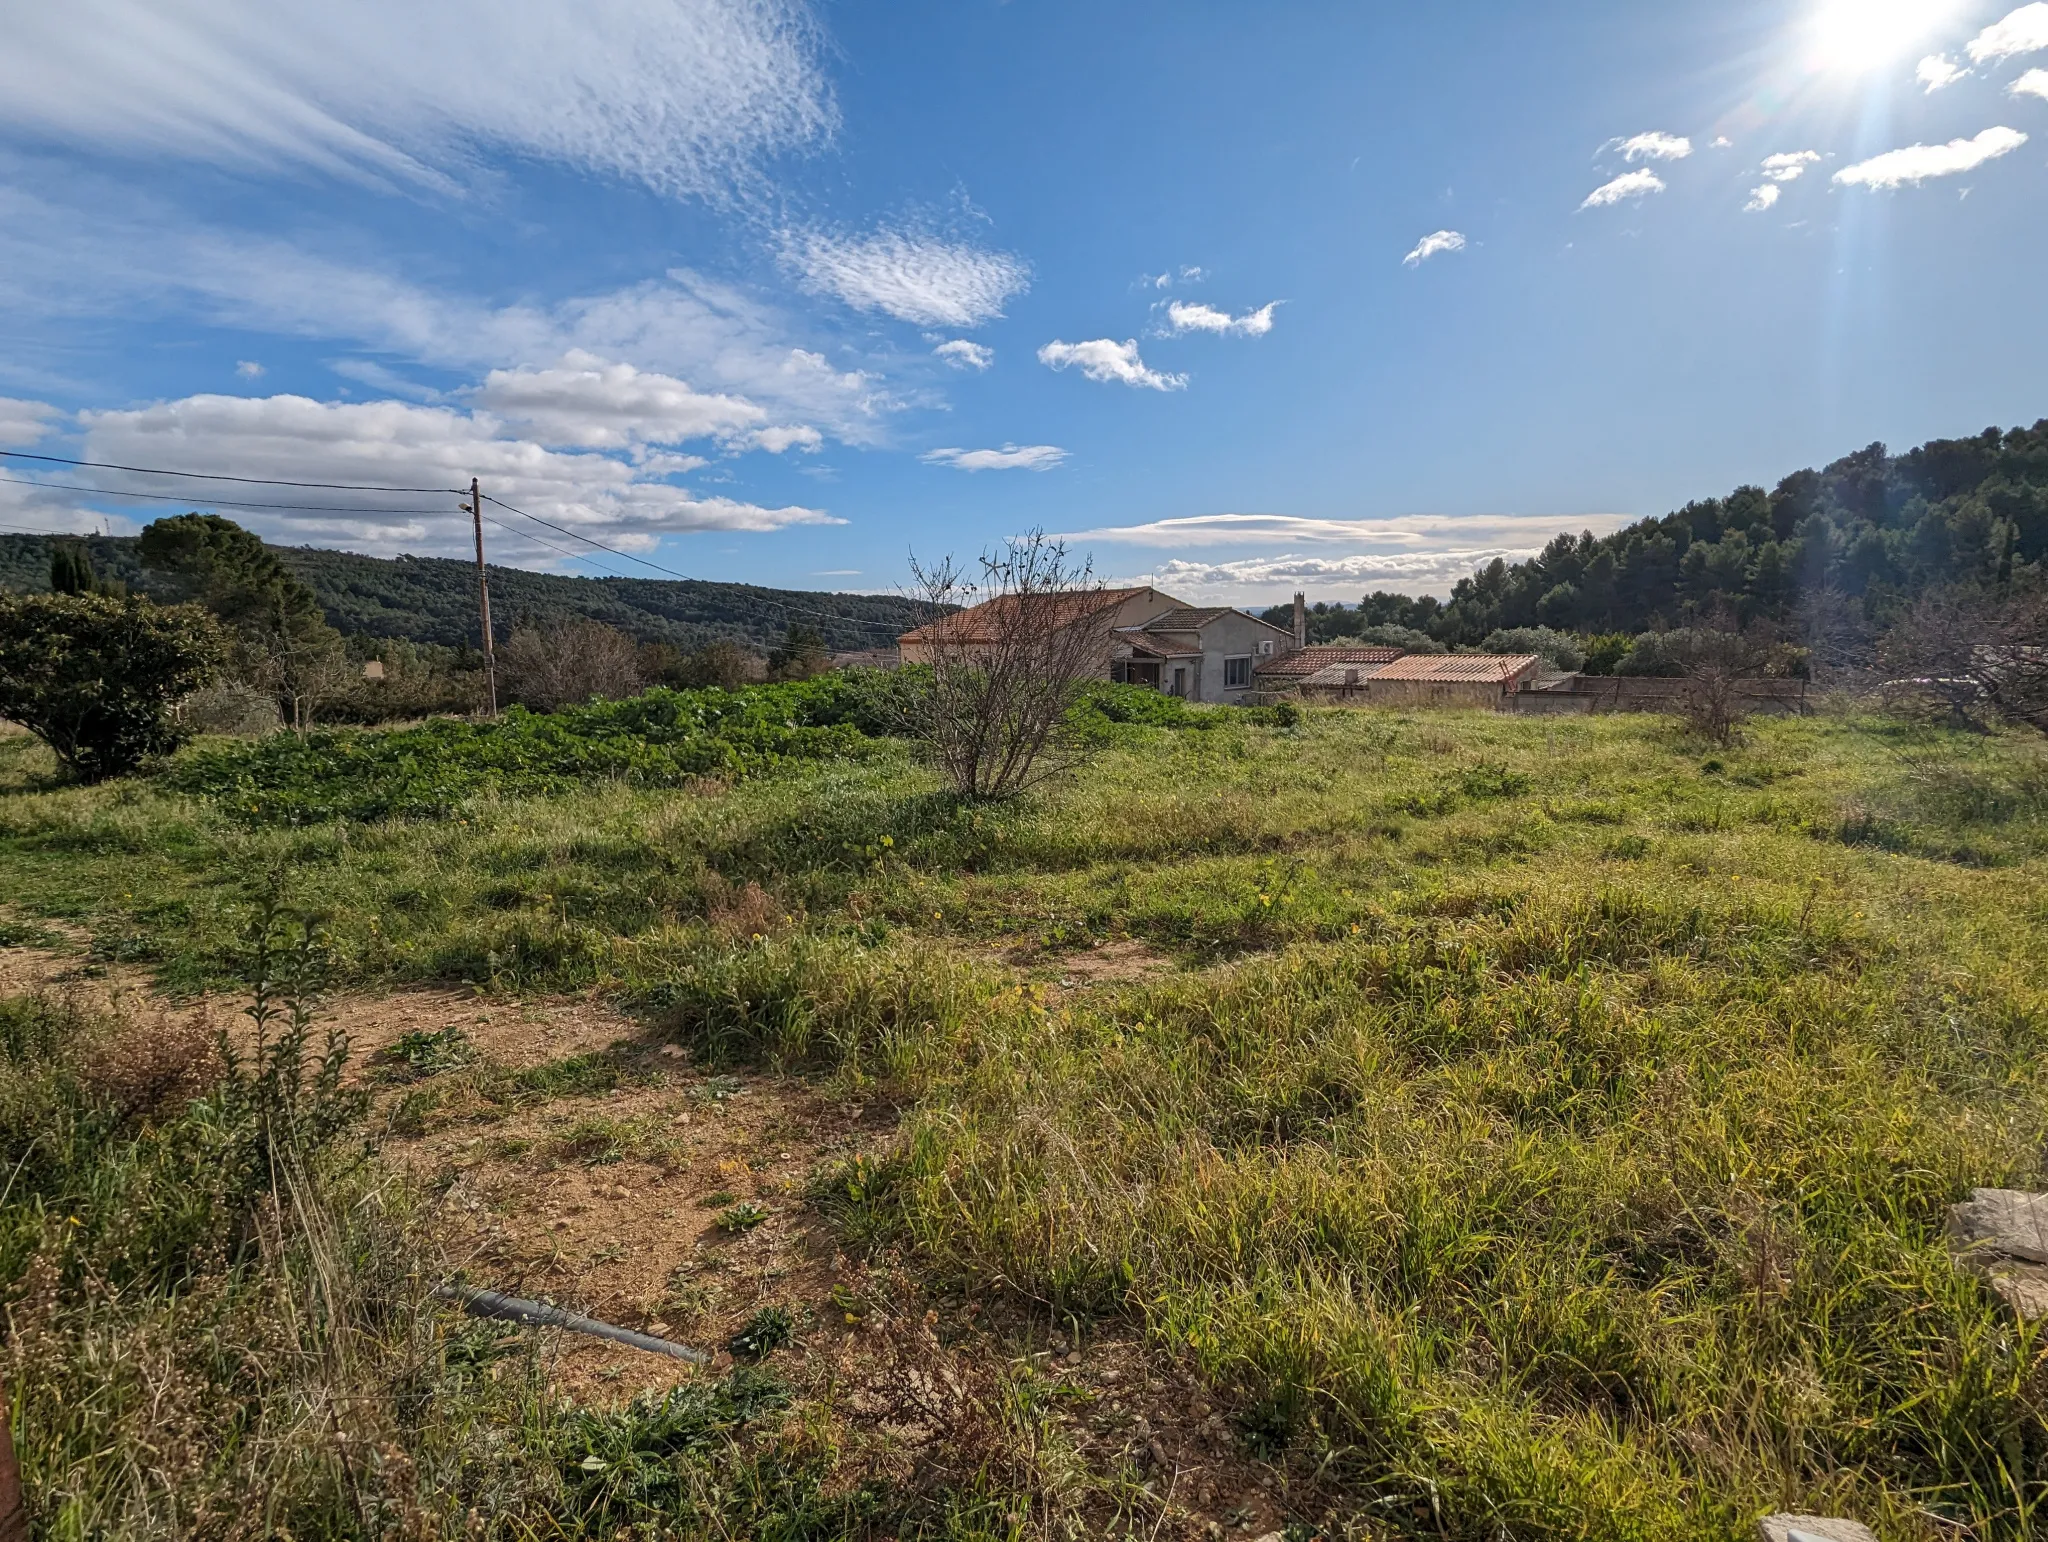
[907,531,1111,801]
[498,618,645,712]
[1667,621,1799,746]
[1878,580,2048,733]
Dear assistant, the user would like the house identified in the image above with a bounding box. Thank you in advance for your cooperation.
[896,587,1296,705]
[1109,607,1297,704]
[896,586,1184,666]
[1300,652,1542,709]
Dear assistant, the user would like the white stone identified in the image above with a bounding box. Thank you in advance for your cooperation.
[1756,1517,1877,1542]
[1948,1189,2048,1265]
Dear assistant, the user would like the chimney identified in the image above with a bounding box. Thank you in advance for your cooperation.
[1292,592,1307,650]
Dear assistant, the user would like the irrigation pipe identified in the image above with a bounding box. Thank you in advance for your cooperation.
[437,1285,710,1365]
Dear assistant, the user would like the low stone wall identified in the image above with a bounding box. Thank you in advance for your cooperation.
[1509,676,1810,716]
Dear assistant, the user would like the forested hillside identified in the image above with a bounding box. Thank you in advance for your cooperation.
[0,535,920,653]
[1264,421,2048,644]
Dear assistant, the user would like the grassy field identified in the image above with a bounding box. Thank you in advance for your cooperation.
[2,701,2047,1539]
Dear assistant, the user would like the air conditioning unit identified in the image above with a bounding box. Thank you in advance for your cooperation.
[1258,640,1274,656]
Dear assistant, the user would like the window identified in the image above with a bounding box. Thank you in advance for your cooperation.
[1170,667,1187,697]
[1224,655,1252,689]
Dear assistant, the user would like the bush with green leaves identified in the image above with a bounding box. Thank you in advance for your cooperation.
[0,591,226,780]
[162,670,917,823]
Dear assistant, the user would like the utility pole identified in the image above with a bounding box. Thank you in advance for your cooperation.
[465,477,498,715]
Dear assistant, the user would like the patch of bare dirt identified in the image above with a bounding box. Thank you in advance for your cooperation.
[989,936,1180,993]
[0,932,1307,1538]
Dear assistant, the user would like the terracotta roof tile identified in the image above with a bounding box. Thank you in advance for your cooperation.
[1364,653,1541,683]
[1254,645,1405,678]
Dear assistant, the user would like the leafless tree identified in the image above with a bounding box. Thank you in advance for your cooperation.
[1878,580,2048,734]
[1667,620,1802,745]
[1796,583,1879,690]
[906,531,1112,801]
[498,618,645,712]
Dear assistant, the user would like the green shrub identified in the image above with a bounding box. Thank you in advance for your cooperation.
[162,674,898,823]
[0,592,226,780]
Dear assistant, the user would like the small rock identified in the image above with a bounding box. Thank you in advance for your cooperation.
[1948,1189,2048,1319]
[1065,1350,1082,1365]
[1949,1189,2048,1264]
[1756,1517,1877,1542]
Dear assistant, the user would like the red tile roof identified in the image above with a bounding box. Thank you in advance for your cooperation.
[1365,653,1541,683]
[1254,645,1405,678]
[899,587,1159,645]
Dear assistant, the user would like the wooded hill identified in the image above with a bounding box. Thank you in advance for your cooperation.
[0,535,921,654]
[1265,421,2048,645]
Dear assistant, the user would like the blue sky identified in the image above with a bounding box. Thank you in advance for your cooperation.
[2,0,2045,605]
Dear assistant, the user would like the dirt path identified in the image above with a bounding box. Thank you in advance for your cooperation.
[0,932,1291,1539]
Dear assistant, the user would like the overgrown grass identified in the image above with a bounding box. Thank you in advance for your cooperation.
[4,702,2048,1536]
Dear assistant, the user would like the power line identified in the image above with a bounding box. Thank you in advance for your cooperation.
[0,448,464,494]
[0,470,453,517]
[478,492,907,639]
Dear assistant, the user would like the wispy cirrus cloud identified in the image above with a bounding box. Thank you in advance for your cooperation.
[1610,131,1692,162]
[1968,3,2048,63]
[921,443,1066,472]
[932,339,993,371]
[1402,230,1466,267]
[1834,127,2028,188]
[784,226,1030,328]
[1162,300,1278,337]
[1580,168,1665,208]
[1037,338,1186,391]
[0,0,836,201]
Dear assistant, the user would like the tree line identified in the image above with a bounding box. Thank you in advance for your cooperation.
[1261,421,2048,645]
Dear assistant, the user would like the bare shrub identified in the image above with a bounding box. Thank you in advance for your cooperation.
[644,639,758,691]
[498,618,644,712]
[1877,580,2048,734]
[700,872,780,942]
[906,532,1112,802]
[1665,623,1803,745]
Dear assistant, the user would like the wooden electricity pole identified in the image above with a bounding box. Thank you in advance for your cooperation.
[465,477,498,715]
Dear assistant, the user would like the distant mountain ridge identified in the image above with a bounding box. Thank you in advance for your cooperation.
[0,536,921,653]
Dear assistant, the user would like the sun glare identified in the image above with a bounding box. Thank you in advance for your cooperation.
[1809,0,1951,73]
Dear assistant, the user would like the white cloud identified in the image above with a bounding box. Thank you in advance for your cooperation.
[1919,54,1969,90]
[2014,67,2048,98]
[745,423,822,454]
[471,351,765,449]
[0,0,835,201]
[1162,300,1279,337]
[0,178,889,443]
[1112,551,1541,602]
[0,398,62,446]
[1968,3,2048,62]
[46,392,839,562]
[1402,230,1466,267]
[1834,127,2028,188]
[1710,135,1733,148]
[1760,151,1822,182]
[1058,511,1636,549]
[1037,338,1187,392]
[1579,168,1666,208]
[920,444,1067,473]
[234,359,265,378]
[784,226,1030,328]
[1612,131,1692,162]
[933,339,993,371]
[1745,184,1782,212]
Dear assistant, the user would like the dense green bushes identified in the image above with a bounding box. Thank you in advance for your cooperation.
[161,671,922,823]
